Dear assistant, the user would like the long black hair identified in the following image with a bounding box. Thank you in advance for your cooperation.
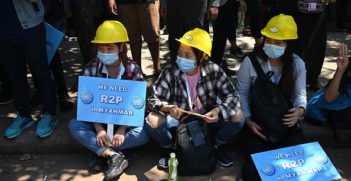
[255,37,297,100]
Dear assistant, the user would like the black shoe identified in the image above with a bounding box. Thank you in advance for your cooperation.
[59,94,73,112]
[157,149,173,170]
[214,146,233,167]
[0,92,12,105]
[230,46,245,59]
[89,154,107,173]
[104,153,128,181]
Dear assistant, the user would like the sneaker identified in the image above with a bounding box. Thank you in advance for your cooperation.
[59,94,73,112]
[89,154,107,173]
[103,153,129,181]
[213,146,234,167]
[220,60,237,76]
[230,46,245,59]
[157,149,172,170]
[4,115,35,139]
[36,113,59,138]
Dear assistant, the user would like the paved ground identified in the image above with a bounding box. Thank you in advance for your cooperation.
[0,30,351,181]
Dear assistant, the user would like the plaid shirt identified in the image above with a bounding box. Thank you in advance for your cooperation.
[83,58,144,81]
[148,61,241,122]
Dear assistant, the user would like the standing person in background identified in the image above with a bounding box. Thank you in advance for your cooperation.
[160,0,220,62]
[108,0,161,76]
[211,0,247,76]
[31,0,73,112]
[0,0,58,139]
[276,0,336,91]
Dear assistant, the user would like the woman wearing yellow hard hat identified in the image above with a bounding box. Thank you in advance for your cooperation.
[68,20,149,181]
[236,14,307,180]
[145,28,244,170]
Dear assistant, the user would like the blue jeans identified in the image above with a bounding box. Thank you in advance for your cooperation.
[145,115,245,148]
[68,119,149,155]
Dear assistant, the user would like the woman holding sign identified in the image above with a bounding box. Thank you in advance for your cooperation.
[146,28,244,170]
[68,21,149,181]
[236,14,307,180]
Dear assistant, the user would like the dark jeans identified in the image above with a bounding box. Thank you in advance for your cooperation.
[145,115,245,148]
[33,52,68,97]
[167,0,208,62]
[0,23,56,117]
[0,64,11,96]
[242,125,304,181]
[296,11,327,85]
[211,0,239,65]
[336,0,350,29]
[246,0,262,39]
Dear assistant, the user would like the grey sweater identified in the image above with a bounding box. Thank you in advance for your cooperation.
[236,54,307,119]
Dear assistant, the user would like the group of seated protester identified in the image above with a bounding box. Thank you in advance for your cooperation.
[67,14,350,181]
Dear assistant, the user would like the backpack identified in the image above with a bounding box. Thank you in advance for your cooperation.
[249,53,290,143]
[297,0,327,13]
[174,116,216,175]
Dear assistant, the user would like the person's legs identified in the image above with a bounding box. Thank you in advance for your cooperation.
[68,119,106,155]
[50,52,73,112]
[118,4,143,68]
[145,115,179,148]
[21,24,57,116]
[115,126,149,150]
[305,13,327,87]
[246,0,263,46]
[138,1,161,74]
[0,38,37,138]
[0,63,12,104]
[20,24,58,138]
[208,117,245,167]
[212,0,239,65]
[242,126,273,181]
[145,114,179,169]
[0,39,31,117]
[336,0,349,30]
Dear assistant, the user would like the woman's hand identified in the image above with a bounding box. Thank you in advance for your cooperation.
[203,107,220,123]
[336,43,349,73]
[96,129,111,147]
[169,105,183,119]
[246,118,267,141]
[112,126,127,147]
[283,108,304,127]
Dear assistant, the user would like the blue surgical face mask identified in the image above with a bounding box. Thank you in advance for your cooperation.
[97,52,119,65]
[176,56,197,73]
[263,43,286,59]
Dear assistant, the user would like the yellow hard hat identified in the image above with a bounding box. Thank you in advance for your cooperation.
[176,28,212,56]
[261,14,298,40]
[91,20,129,44]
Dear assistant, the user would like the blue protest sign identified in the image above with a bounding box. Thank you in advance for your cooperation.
[77,76,147,127]
[251,142,341,181]
[44,22,64,63]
